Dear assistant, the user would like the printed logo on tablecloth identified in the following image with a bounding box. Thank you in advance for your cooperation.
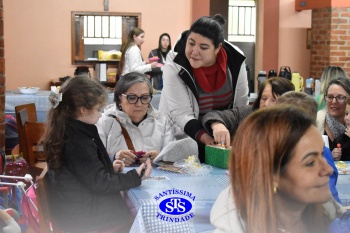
[154,189,195,222]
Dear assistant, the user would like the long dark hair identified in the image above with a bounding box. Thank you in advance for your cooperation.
[118,27,145,75]
[156,33,171,60]
[42,76,107,171]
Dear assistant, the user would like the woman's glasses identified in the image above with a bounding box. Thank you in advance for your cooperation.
[122,93,152,104]
[324,94,348,103]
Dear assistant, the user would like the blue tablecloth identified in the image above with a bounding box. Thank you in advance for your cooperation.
[336,161,350,206]
[5,90,161,122]
[126,166,228,233]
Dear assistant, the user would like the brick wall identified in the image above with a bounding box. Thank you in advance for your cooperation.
[0,0,4,152]
[311,7,350,78]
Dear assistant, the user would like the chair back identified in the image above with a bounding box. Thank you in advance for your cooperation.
[23,121,47,178]
[36,166,66,233]
[15,103,37,161]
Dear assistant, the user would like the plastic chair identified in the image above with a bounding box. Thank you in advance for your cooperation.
[14,103,37,162]
[23,121,47,180]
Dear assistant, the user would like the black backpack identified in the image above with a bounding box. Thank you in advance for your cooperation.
[278,66,292,81]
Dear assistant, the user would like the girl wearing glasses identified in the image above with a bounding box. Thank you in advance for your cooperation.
[96,72,175,166]
[316,76,350,161]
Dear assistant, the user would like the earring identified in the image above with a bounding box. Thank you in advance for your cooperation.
[118,105,122,110]
[273,186,277,194]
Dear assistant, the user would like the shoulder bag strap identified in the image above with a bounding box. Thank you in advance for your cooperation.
[108,114,135,151]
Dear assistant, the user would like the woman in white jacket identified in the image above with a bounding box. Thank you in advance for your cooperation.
[119,28,157,76]
[96,72,175,166]
[159,14,249,161]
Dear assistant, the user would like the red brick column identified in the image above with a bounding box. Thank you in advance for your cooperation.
[0,0,4,151]
[311,7,350,78]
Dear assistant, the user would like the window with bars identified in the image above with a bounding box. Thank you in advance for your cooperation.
[82,15,122,45]
[228,0,256,42]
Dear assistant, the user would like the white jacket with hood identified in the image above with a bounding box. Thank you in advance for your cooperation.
[96,104,175,157]
[159,31,249,140]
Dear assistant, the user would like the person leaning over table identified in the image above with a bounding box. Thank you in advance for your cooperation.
[276,91,341,204]
[210,106,346,233]
[146,33,172,91]
[159,14,249,162]
[96,72,176,166]
[42,76,152,233]
[119,27,157,77]
[316,76,350,161]
[202,77,294,147]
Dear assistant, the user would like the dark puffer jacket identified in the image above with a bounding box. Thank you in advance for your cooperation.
[47,119,141,232]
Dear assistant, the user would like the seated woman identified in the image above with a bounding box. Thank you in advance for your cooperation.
[42,76,152,232]
[276,91,341,203]
[331,97,350,161]
[202,77,294,147]
[316,76,350,161]
[211,106,345,233]
[97,72,176,166]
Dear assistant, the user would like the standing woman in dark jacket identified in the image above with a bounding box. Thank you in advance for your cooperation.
[42,76,152,233]
[147,33,171,90]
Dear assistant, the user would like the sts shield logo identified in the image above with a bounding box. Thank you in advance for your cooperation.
[154,189,195,222]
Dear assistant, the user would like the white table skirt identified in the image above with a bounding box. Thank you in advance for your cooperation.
[126,166,228,233]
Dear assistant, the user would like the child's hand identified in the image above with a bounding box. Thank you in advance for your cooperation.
[345,127,350,138]
[112,159,125,173]
[332,147,342,161]
[139,150,158,163]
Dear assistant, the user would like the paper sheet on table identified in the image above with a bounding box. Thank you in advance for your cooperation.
[153,138,198,163]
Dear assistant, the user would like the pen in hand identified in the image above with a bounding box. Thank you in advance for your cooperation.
[141,155,151,177]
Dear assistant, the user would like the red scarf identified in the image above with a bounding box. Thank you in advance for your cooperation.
[192,47,227,93]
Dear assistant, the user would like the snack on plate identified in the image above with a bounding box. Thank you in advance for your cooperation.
[336,161,349,175]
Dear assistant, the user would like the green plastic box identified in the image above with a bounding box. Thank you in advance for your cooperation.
[205,145,231,169]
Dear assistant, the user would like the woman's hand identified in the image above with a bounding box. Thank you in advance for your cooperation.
[211,122,231,148]
[332,147,342,161]
[112,159,125,173]
[115,150,137,166]
[140,150,158,163]
[150,62,157,69]
[137,158,152,179]
[199,132,215,146]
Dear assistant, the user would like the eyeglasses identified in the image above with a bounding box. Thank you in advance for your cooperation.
[122,93,152,104]
[324,95,348,103]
